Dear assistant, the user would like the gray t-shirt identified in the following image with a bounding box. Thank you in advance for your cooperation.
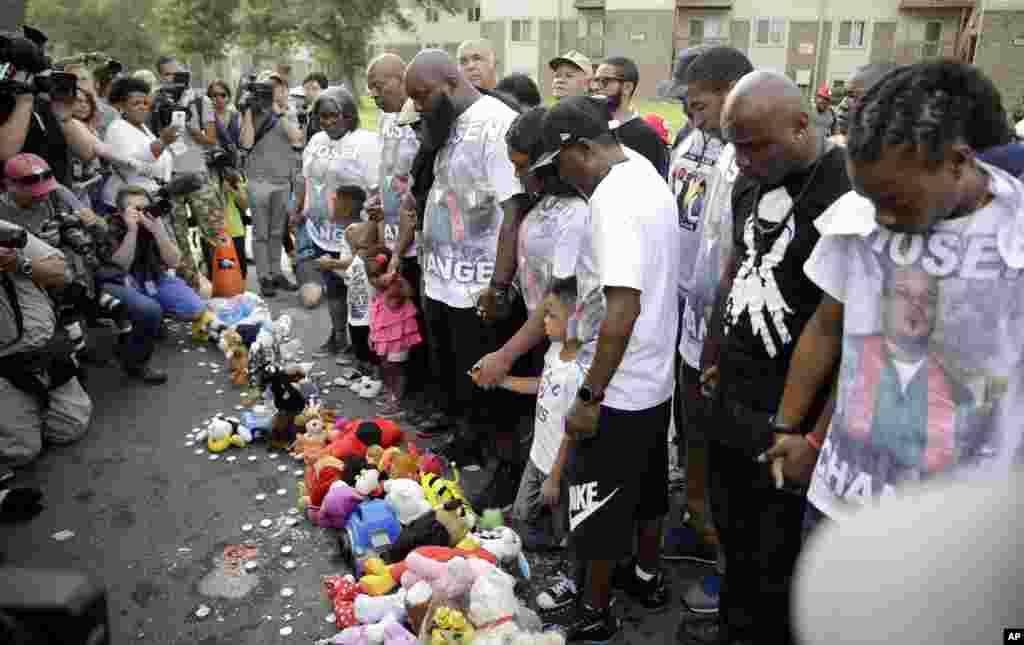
[246,114,298,185]
[170,90,215,176]
[0,234,61,358]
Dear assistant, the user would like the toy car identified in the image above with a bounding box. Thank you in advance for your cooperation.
[338,499,401,569]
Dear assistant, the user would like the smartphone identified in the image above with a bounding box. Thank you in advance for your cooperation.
[50,72,78,100]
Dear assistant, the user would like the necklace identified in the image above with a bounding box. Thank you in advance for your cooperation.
[751,150,828,249]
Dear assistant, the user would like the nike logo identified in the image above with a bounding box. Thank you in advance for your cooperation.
[569,482,620,533]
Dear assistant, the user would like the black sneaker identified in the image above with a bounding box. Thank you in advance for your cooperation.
[273,275,299,292]
[536,571,579,612]
[662,525,719,565]
[676,618,728,645]
[545,603,620,645]
[124,365,168,385]
[259,277,277,298]
[612,560,669,612]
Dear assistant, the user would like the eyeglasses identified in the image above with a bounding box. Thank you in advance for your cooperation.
[591,76,627,89]
[10,170,53,185]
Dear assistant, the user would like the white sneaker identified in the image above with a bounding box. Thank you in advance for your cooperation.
[359,379,383,399]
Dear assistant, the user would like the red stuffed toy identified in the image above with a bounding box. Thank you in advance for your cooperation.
[328,418,403,461]
[323,574,362,629]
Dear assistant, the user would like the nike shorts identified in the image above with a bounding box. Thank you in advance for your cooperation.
[568,399,671,560]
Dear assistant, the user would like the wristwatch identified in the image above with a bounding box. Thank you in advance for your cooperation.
[769,413,802,435]
[577,384,604,405]
[16,252,32,278]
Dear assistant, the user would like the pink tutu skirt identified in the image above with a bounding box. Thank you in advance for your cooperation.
[370,296,422,355]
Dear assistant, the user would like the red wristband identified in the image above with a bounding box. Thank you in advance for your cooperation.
[806,432,823,451]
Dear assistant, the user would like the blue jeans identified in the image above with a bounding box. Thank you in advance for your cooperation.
[100,275,205,367]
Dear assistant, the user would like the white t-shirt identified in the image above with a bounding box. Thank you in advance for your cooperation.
[421,95,523,309]
[379,112,420,258]
[302,129,381,254]
[805,161,1024,521]
[531,342,587,475]
[343,255,376,327]
[102,119,173,206]
[679,143,738,369]
[573,153,681,410]
[517,195,589,314]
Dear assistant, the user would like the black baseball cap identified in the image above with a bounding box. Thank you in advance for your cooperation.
[529,96,612,173]
[657,46,709,99]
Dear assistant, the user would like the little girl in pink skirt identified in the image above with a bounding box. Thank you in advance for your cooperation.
[366,248,422,418]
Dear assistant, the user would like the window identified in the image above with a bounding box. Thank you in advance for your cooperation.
[511,19,533,42]
[837,20,866,48]
[923,21,942,58]
[754,17,786,46]
[467,7,480,23]
[425,7,439,23]
[689,16,724,46]
[578,12,605,59]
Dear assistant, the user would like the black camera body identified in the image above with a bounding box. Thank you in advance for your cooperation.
[0,220,28,250]
[152,71,192,130]
[143,172,203,218]
[0,26,52,99]
[206,146,238,173]
[238,80,275,115]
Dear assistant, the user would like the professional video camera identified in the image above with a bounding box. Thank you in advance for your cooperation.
[205,146,238,173]
[0,220,28,250]
[151,70,193,130]
[143,172,203,219]
[0,26,79,103]
[238,77,275,115]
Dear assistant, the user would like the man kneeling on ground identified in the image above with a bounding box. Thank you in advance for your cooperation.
[97,185,207,384]
[0,224,92,469]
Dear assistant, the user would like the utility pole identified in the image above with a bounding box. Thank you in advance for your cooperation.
[811,0,828,97]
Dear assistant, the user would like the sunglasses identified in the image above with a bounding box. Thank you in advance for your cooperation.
[10,170,53,185]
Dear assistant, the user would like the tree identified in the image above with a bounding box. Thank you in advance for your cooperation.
[155,0,240,65]
[238,0,460,97]
[26,0,164,73]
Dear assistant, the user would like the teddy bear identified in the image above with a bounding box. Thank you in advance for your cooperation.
[389,453,420,481]
[384,479,432,526]
[365,445,384,469]
[218,328,250,386]
[380,501,474,564]
[291,416,329,460]
[316,615,417,645]
[402,550,496,599]
[468,568,566,645]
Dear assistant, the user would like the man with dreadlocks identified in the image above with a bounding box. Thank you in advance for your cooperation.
[765,60,1024,549]
[680,70,851,645]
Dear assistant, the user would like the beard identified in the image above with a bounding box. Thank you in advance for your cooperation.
[420,92,457,152]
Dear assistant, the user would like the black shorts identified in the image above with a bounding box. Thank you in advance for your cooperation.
[568,399,671,560]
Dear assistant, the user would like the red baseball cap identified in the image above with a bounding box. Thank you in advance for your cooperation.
[4,153,58,198]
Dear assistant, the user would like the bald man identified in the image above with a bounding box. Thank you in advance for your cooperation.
[457,39,498,91]
[677,71,851,645]
[404,49,527,467]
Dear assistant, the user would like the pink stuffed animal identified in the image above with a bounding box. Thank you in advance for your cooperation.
[310,481,364,528]
[400,550,496,598]
[318,615,416,645]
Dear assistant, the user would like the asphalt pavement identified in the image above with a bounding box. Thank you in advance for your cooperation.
[1,278,710,645]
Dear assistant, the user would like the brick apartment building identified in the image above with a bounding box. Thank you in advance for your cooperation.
[373,0,1024,114]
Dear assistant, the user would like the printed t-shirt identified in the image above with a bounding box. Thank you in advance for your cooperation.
[532,342,587,475]
[378,112,420,258]
[517,195,589,314]
[571,153,680,411]
[679,143,738,369]
[719,145,850,414]
[302,129,381,254]
[805,161,1024,520]
[344,255,376,327]
[421,95,522,309]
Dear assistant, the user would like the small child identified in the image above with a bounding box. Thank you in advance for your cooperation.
[365,247,422,418]
[475,277,582,552]
[338,222,378,375]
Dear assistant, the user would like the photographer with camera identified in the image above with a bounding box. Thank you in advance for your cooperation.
[0,218,92,471]
[150,58,222,291]
[239,70,303,297]
[96,184,206,385]
[102,77,175,204]
[202,146,248,280]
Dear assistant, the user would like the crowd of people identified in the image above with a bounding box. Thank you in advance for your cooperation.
[2,23,1024,644]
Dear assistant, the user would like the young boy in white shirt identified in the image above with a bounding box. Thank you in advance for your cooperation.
[475,277,582,552]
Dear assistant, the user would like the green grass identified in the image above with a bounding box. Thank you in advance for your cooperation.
[357,96,688,139]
